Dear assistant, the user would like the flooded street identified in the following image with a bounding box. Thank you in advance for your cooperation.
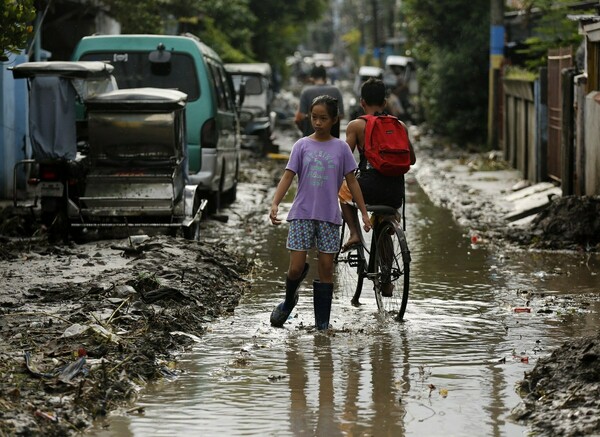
[92,161,600,436]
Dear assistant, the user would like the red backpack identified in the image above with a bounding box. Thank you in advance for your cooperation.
[359,114,411,176]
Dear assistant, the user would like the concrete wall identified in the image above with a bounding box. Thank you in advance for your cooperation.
[0,53,29,199]
[584,91,600,195]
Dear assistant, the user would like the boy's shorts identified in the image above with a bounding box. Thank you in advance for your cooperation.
[338,180,353,204]
[287,219,340,253]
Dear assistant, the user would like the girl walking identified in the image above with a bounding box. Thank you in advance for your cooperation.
[269,95,371,330]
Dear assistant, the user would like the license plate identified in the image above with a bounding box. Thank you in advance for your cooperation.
[40,181,64,197]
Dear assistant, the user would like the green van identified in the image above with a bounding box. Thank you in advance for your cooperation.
[72,34,240,213]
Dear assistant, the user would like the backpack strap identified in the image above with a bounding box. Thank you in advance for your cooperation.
[357,114,375,171]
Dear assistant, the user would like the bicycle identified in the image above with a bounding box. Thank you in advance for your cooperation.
[335,203,411,322]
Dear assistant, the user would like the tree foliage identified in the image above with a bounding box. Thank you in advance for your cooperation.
[248,0,328,66]
[101,0,166,34]
[402,0,489,146]
[101,0,327,70]
[516,0,593,70]
[0,0,36,61]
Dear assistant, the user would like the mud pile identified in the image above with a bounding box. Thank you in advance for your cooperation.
[525,195,600,251]
[0,234,251,435]
[511,336,600,436]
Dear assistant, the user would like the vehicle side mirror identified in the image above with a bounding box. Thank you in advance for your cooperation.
[237,82,246,108]
[149,43,172,64]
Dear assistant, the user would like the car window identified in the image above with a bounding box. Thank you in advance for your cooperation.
[208,61,236,112]
[79,51,200,101]
[207,62,226,110]
[244,76,263,95]
[218,65,235,110]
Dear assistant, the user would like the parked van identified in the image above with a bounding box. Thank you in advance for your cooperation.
[72,34,240,213]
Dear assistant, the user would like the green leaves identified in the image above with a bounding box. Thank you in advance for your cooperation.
[101,0,165,34]
[518,0,591,70]
[0,0,36,61]
[402,0,489,146]
[99,0,327,68]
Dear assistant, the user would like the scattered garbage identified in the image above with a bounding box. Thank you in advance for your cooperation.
[0,233,252,435]
[514,307,532,313]
[58,356,87,383]
[512,336,600,435]
[34,410,58,422]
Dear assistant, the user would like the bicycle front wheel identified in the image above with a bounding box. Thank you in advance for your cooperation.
[372,221,410,321]
[335,221,368,306]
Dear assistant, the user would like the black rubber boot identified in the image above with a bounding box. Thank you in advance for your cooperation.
[270,263,309,327]
[313,280,333,330]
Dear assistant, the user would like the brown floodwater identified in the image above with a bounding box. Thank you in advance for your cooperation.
[91,170,600,436]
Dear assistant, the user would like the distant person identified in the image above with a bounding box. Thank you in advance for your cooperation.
[270,95,371,330]
[338,78,416,295]
[295,65,345,138]
[393,78,412,123]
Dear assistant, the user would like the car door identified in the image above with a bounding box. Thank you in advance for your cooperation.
[206,59,239,193]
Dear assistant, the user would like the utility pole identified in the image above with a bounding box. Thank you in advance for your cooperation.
[488,0,504,149]
[372,0,380,66]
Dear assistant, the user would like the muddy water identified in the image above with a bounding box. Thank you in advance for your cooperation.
[94,175,599,437]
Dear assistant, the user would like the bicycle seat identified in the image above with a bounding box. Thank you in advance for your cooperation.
[366,204,398,216]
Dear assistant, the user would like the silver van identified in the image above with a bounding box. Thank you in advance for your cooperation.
[72,34,240,213]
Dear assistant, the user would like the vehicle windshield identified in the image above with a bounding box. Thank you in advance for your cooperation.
[231,74,263,95]
[79,52,200,101]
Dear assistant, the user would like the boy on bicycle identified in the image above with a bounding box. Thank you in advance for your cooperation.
[338,78,416,295]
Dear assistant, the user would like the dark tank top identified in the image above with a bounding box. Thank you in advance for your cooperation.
[356,112,405,208]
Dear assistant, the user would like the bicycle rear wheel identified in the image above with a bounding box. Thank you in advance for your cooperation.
[372,221,410,321]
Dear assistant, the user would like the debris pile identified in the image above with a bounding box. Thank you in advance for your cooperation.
[511,336,600,436]
[0,235,251,435]
[528,195,600,251]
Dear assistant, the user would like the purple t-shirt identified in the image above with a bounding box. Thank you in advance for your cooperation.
[286,137,358,225]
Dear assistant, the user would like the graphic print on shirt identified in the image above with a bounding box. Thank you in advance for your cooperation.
[307,149,335,187]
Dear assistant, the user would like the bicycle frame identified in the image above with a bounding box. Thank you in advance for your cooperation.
[336,203,411,321]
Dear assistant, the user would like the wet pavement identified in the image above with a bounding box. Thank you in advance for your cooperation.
[89,143,600,436]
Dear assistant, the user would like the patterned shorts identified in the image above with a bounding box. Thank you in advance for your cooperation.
[287,219,340,253]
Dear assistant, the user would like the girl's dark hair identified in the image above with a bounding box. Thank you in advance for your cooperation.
[310,95,339,119]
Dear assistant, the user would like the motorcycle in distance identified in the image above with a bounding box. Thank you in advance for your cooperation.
[11,61,204,241]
